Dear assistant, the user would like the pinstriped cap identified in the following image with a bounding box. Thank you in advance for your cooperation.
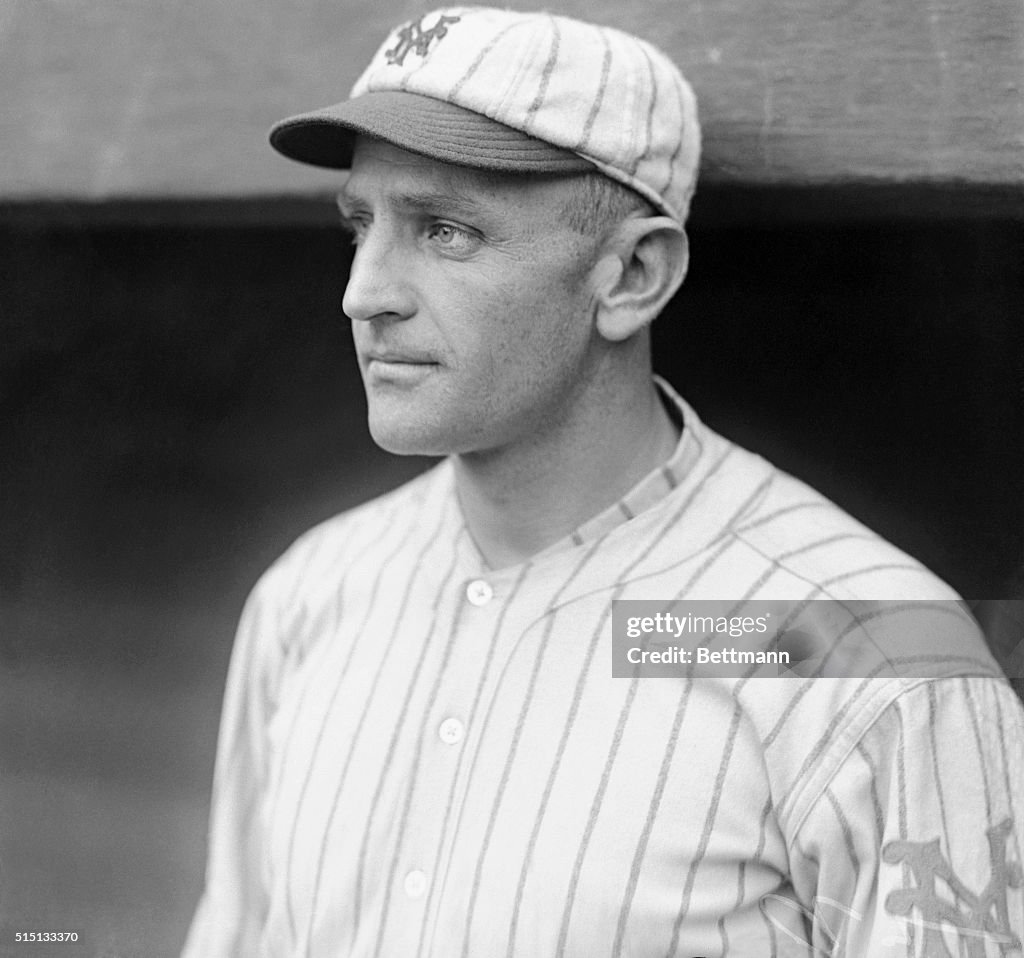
[269,7,701,224]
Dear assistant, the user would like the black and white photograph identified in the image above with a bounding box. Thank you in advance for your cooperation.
[2,1,1023,956]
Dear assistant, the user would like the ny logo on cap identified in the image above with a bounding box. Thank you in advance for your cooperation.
[385,13,462,66]
[883,818,1023,957]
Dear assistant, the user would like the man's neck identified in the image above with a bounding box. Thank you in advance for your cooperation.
[452,377,681,570]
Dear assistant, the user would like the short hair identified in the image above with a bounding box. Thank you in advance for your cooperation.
[560,171,657,238]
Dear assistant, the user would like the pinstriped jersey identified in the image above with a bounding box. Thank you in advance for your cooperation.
[182,380,1024,958]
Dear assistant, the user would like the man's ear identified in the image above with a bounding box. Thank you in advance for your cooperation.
[591,217,689,343]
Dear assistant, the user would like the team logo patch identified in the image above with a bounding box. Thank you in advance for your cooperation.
[385,13,462,66]
[883,818,1023,957]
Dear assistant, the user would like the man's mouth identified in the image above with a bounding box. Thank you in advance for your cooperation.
[363,352,440,382]
[367,353,436,364]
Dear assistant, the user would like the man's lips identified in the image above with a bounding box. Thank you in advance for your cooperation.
[362,351,440,384]
[363,351,438,365]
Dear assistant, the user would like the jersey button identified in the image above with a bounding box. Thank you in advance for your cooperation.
[438,717,464,745]
[466,579,493,606]
[404,869,428,899]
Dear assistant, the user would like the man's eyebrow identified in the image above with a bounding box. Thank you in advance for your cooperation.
[337,186,490,218]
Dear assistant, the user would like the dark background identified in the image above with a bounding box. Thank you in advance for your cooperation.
[1,197,1022,956]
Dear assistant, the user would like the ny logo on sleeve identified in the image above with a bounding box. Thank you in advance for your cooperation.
[884,818,1023,957]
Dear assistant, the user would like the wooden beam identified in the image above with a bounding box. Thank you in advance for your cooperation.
[1,0,1021,201]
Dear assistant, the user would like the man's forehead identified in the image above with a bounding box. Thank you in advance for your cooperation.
[346,137,476,194]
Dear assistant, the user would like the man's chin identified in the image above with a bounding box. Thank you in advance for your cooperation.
[367,415,454,458]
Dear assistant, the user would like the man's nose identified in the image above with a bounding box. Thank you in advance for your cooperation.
[341,226,415,323]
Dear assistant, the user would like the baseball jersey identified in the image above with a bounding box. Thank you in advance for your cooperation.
[182,379,1024,958]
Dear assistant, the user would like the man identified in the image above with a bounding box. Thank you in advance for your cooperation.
[183,8,1024,957]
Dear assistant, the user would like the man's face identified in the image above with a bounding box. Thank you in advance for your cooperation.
[339,136,603,457]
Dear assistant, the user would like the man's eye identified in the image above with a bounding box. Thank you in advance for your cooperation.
[344,218,370,245]
[337,208,370,245]
[426,222,476,251]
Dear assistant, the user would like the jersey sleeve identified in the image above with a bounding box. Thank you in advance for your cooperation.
[180,568,288,957]
[787,676,1024,958]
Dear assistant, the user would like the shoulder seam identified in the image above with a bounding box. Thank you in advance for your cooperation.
[783,675,1009,849]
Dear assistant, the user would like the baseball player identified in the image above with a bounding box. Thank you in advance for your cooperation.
[182,8,1024,957]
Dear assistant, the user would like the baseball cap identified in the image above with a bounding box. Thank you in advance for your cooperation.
[269,7,701,224]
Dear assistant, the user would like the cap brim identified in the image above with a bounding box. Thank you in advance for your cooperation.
[268,90,594,174]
